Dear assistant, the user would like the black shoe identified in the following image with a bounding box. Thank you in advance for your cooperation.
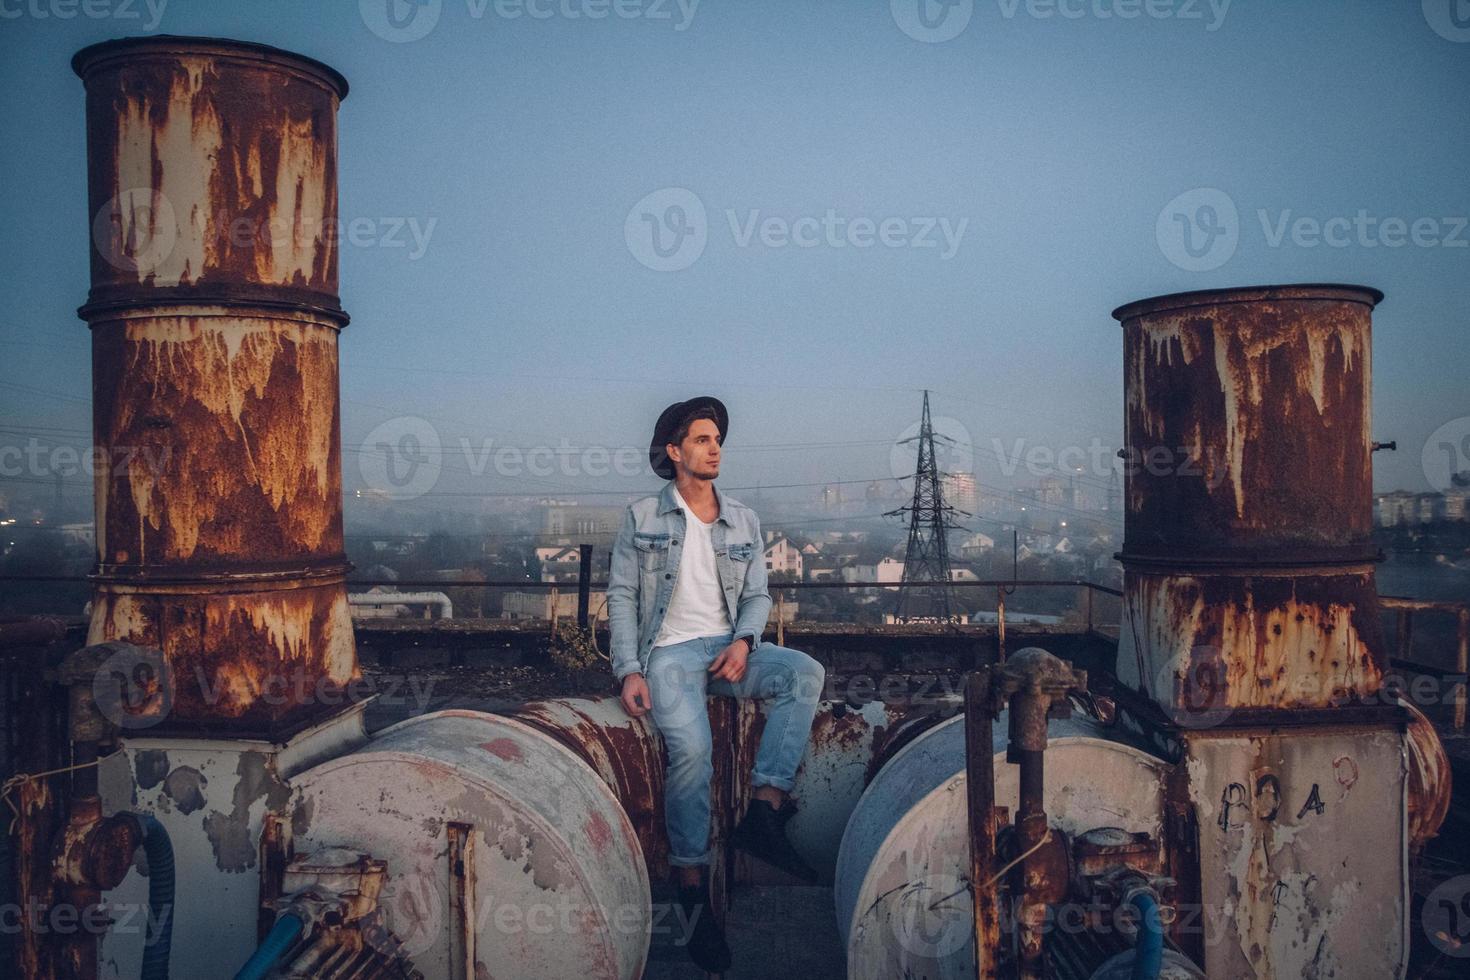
[731,798,820,883]
[674,870,732,973]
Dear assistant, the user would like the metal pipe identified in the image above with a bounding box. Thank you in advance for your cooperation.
[1012,689,1050,978]
[993,648,1087,980]
[0,616,70,650]
[963,667,1000,978]
[1458,606,1468,732]
[577,544,592,627]
[135,814,174,980]
[72,37,358,731]
[1125,890,1164,980]
[233,913,304,980]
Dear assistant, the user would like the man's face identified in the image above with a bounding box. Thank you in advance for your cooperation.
[669,417,721,480]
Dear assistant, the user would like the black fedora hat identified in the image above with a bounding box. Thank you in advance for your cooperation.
[649,396,728,480]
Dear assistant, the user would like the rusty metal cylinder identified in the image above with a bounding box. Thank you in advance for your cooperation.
[72,37,357,730]
[1112,285,1390,718]
[290,710,651,980]
[1113,284,1381,564]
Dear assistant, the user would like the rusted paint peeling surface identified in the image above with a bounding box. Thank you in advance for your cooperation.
[133,749,169,789]
[508,698,669,876]
[1184,727,1406,978]
[17,778,54,980]
[289,711,649,978]
[76,42,343,309]
[201,750,291,872]
[73,36,359,730]
[1402,698,1451,850]
[161,765,208,815]
[839,712,1169,977]
[1121,569,1387,714]
[90,311,343,567]
[87,580,358,724]
[1117,289,1377,562]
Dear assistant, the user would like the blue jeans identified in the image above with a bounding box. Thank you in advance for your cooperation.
[645,631,826,867]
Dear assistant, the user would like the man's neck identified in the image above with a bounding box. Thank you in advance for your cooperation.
[675,476,717,515]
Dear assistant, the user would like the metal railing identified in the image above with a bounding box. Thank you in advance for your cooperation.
[1381,595,1470,732]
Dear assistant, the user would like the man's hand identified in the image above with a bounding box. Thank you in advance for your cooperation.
[708,638,750,683]
[620,672,651,717]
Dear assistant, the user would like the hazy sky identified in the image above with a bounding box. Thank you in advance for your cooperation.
[2,0,1467,514]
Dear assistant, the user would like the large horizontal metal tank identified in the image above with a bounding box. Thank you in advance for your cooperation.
[510,694,935,884]
[835,711,1171,980]
[289,710,649,980]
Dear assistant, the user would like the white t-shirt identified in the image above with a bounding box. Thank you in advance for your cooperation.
[652,484,734,648]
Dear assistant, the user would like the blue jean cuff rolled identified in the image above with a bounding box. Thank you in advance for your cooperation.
[751,771,796,792]
[667,851,711,868]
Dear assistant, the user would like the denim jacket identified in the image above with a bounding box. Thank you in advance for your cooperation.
[606,480,771,682]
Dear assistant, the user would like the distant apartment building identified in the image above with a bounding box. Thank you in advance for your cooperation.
[1447,491,1469,521]
[957,531,995,559]
[539,502,625,540]
[841,556,905,591]
[764,536,803,578]
[1034,477,1069,508]
[58,522,96,549]
[942,471,978,514]
[1375,490,1470,526]
[535,545,584,582]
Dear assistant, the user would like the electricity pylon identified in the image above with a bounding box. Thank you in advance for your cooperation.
[885,390,970,623]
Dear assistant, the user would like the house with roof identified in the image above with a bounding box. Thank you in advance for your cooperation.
[763,535,803,578]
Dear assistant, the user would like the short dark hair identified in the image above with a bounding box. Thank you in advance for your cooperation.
[670,406,722,449]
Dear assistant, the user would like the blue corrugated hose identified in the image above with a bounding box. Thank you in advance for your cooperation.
[134,814,173,980]
[233,913,305,980]
[1128,891,1165,980]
